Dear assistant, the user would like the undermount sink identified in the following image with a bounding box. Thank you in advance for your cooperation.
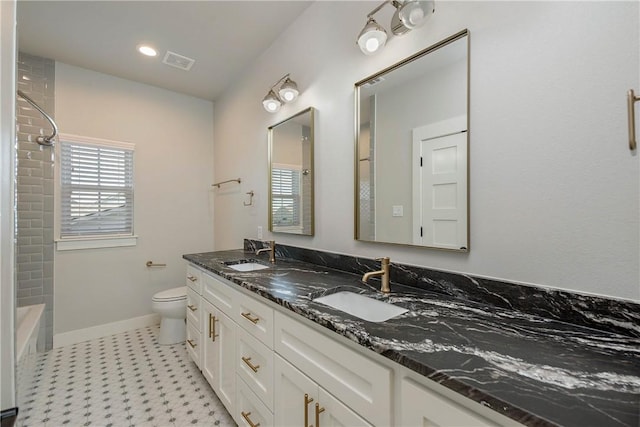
[313,290,408,323]
[224,259,270,272]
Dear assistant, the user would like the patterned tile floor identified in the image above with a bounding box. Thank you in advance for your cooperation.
[16,325,236,427]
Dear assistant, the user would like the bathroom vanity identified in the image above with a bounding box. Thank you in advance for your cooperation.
[183,243,639,427]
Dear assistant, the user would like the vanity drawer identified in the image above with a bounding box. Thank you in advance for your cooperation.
[186,264,202,294]
[237,327,274,411]
[186,287,200,328]
[202,271,238,318]
[236,376,274,427]
[274,311,391,427]
[186,320,201,369]
[236,291,274,349]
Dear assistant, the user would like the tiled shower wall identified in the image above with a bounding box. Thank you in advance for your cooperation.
[16,53,55,350]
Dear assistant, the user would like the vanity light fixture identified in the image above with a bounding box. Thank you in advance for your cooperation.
[262,73,300,113]
[356,0,435,55]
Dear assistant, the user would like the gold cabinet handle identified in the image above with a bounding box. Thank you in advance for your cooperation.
[186,339,196,348]
[187,274,198,282]
[241,312,260,324]
[187,304,197,312]
[304,394,314,427]
[241,411,260,427]
[315,403,325,427]
[241,356,260,373]
[209,313,219,341]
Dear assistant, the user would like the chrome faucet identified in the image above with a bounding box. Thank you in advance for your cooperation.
[362,257,391,293]
[255,240,276,264]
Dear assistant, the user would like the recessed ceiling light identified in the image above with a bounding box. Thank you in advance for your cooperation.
[137,45,157,57]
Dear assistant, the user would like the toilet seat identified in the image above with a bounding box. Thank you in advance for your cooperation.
[153,286,187,302]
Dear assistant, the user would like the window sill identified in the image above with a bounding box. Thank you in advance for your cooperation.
[56,235,138,251]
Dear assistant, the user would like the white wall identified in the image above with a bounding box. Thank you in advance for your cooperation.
[213,1,639,302]
[54,63,214,334]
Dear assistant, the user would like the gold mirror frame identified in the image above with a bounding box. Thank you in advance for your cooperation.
[354,29,469,251]
[268,107,315,235]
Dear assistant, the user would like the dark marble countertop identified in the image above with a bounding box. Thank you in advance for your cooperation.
[183,250,640,427]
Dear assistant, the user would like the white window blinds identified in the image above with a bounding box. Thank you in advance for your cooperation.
[60,139,134,238]
[271,167,301,227]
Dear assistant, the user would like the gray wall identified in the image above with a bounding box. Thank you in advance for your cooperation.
[15,52,55,350]
[212,1,639,301]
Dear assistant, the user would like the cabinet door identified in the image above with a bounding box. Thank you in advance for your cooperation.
[401,378,496,427]
[202,299,237,415]
[275,312,391,426]
[274,355,318,427]
[317,388,373,427]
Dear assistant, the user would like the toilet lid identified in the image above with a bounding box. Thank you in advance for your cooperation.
[153,286,187,302]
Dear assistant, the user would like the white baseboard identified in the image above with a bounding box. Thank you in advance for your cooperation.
[53,313,160,348]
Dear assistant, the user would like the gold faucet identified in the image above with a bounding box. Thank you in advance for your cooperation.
[362,257,391,293]
[255,240,276,263]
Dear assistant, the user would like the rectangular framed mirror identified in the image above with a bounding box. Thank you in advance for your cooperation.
[355,30,469,251]
[268,107,315,235]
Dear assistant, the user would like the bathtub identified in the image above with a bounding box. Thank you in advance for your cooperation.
[16,303,45,363]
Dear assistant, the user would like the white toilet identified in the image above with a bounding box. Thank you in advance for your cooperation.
[152,286,187,345]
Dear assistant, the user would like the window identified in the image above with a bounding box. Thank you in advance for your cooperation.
[271,165,301,229]
[57,134,135,250]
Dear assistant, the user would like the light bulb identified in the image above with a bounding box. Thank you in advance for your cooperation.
[281,90,296,102]
[365,38,380,53]
[137,45,157,57]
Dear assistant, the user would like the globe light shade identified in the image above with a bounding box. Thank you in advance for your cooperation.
[398,0,435,30]
[278,78,299,102]
[357,18,388,55]
[262,90,282,113]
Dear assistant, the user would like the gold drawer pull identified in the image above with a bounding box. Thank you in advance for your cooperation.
[304,394,314,427]
[241,356,260,373]
[187,274,198,282]
[241,312,260,324]
[187,304,197,312]
[241,411,260,427]
[315,403,325,427]
[186,339,196,348]
[209,314,219,341]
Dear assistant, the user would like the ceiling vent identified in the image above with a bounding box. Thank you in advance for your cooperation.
[363,76,385,87]
[162,51,195,71]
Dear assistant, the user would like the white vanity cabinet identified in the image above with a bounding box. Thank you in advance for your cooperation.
[194,267,276,425]
[186,263,519,427]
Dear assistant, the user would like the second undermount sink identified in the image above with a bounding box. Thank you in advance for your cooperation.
[313,290,408,323]
[224,259,270,272]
